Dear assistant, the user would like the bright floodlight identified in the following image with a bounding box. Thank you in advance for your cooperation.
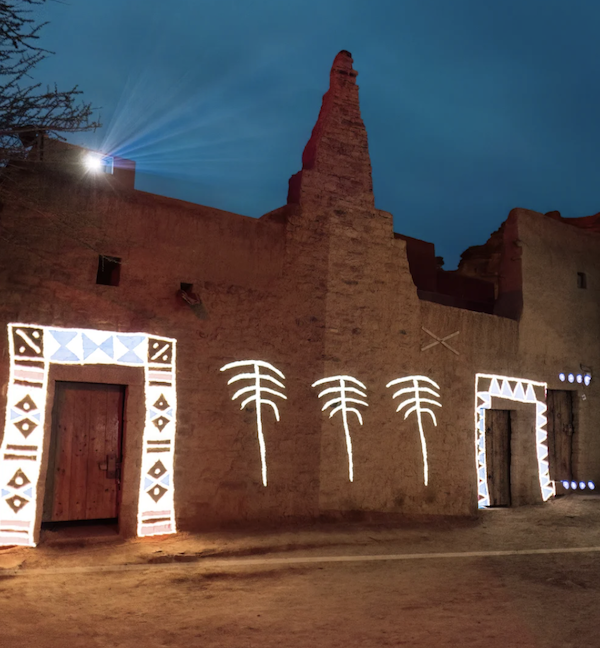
[562,481,570,489]
[584,374,592,386]
[568,373,575,383]
[84,153,103,171]
[588,482,595,490]
[576,374,583,384]
[558,373,565,382]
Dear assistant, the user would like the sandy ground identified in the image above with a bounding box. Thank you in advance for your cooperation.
[1,496,600,647]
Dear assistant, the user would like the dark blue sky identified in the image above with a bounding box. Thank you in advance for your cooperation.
[35,0,600,267]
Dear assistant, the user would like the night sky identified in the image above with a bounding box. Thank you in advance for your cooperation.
[34,0,600,268]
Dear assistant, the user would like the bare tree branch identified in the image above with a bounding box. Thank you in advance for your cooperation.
[0,0,100,167]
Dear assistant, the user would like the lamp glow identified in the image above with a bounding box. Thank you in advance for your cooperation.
[559,373,565,382]
[576,374,583,384]
[84,153,103,171]
[584,374,592,386]
[562,481,570,489]
[568,374,575,383]
[589,482,595,490]
[571,481,577,489]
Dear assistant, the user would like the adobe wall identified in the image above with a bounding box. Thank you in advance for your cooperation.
[1,167,490,532]
[316,207,425,516]
[419,302,520,512]
[184,202,331,529]
[3,51,597,542]
[515,209,600,484]
[279,50,491,519]
[0,171,332,534]
[0,147,492,533]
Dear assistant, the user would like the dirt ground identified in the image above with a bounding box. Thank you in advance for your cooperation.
[1,496,600,647]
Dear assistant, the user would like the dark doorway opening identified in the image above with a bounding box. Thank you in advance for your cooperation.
[42,382,125,532]
[485,409,512,507]
[547,390,575,483]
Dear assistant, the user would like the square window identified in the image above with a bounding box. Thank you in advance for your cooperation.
[96,255,121,286]
[577,272,587,289]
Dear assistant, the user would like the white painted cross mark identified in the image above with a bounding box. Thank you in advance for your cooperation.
[421,327,460,355]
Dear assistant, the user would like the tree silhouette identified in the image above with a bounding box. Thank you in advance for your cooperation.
[0,1,99,167]
[220,360,286,486]
[386,375,442,486]
[313,375,368,482]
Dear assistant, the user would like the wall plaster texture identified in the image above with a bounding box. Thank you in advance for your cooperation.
[0,52,599,539]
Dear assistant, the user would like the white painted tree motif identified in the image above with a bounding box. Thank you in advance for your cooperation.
[220,360,286,487]
[386,376,442,486]
[312,376,368,482]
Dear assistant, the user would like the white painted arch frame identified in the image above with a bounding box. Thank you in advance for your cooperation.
[0,324,178,546]
[475,373,555,509]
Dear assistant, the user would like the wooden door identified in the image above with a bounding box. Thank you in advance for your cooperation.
[547,390,574,482]
[43,382,124,522]
[485,409,512,506]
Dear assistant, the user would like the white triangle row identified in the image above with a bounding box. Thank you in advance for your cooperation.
[475,376,553,506]
[487,377,538,403]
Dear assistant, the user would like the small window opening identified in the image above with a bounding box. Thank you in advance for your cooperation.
[96,255,121,286]
[577,272,587,289]
[180,282,193,293]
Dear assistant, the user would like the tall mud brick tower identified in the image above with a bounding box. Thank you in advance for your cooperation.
[287,50,375,210]
[280,51,444,516]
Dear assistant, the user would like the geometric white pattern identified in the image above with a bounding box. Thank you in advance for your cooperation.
[220,360,287,487]
[138,335,177,538]
[386,375,442,487]
[0,324,178,547]
[474,373,555,509]
[312,375,368,483]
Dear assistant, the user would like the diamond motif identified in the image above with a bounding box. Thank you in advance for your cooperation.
[6,494,29,513]
[153,395,169,411]
[14,418,37,438]
[7,469,31,490]
[15,395,37,413]
[147,484,167,503]
[152,416,169,432]
[148,460,167,479]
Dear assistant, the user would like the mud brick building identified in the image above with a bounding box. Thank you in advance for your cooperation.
[0,51,598,546]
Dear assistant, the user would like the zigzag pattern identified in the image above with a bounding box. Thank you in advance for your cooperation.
[475,374,554,511]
